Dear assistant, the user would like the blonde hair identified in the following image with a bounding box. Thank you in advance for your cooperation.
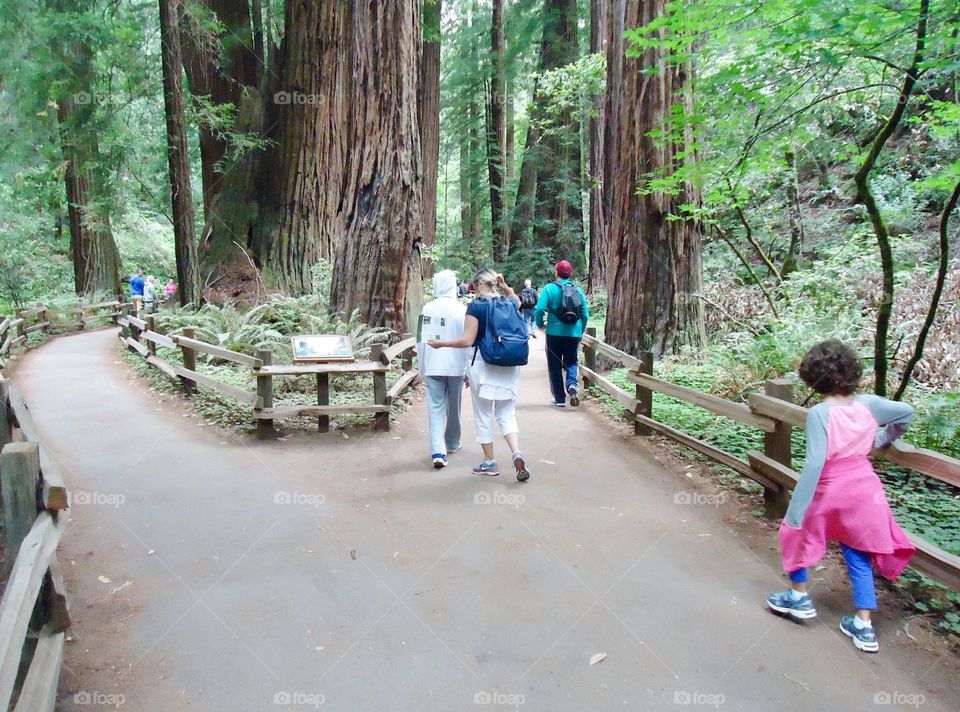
[472,268,499,293]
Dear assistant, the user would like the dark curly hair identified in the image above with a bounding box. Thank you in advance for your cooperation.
[798,339,863,396]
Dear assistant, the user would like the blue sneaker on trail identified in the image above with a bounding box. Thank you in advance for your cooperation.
[766,590,817,620]
[840,615,879,653]
[432,454,447,469]
[472,460,500,476]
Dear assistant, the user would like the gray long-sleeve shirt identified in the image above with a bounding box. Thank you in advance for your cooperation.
[783,395,914,529]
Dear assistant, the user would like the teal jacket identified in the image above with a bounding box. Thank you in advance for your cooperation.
[534,280,589,338]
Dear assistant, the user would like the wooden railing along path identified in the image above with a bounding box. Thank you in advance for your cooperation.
[579,328,960,591]
[0,299,120,710]
[117,311,420,438]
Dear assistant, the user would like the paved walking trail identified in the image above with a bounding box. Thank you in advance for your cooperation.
[14,328,960,711]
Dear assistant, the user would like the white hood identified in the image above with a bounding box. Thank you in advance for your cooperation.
[433,270,458,299]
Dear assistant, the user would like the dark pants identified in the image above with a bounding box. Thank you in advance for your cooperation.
[545,334,580,403]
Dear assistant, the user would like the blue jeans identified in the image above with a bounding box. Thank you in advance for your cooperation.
[425,376,463,456]
[523,309,535,336]
[545,334,580,403]
[789,544,876,610]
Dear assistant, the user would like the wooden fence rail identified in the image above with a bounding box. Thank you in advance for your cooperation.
[0,382,71,712]
[580,330,960,591]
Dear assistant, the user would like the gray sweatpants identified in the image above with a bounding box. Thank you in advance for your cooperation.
[425,375,463,456]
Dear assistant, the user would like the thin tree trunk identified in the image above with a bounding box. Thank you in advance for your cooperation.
[588,0,608,291]
[488,0,508,261]
[421,0,442,267]
[509,119,540,251]
[893,178,958,400]
[469,98,483,255]
[781,148,804,277]
[159,0,201,306]
[532,0,584,269]
[604,0,705,356]
[854,0,929,396]
[460,131,474,252]
[50,0,122,298]
[330,0,422,335]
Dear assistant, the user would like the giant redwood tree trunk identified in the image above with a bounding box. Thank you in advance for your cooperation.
[604,0,705,357]
[330,0,423,334]
[159,0,201,306]
[50,0,121,298]
[421,0,442,263]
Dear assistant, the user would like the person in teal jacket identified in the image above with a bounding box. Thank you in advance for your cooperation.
[534,260,589,407]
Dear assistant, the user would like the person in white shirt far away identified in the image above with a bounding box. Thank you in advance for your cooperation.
[416,270,470,469]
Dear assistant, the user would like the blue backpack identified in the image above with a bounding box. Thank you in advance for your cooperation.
[474,297,529,367]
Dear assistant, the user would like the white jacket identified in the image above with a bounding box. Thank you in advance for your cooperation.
[416,270,469,378]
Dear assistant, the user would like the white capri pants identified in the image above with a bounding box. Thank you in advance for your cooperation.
[470,388,519,443]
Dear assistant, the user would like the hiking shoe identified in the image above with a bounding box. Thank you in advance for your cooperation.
[513,452,531,482]
[550,400,566,408]
[447,443,462,455]
[567,385,580,407]
[472,460,500,476]
[766,590,817,620]
[840,615,879,653]
[432,454,447,469]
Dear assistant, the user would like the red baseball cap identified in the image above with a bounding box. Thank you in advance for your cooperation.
[555,260,573,278]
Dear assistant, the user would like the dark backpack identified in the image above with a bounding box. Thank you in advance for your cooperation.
[555,281,583,324]
[474,297,529,367]
[520,287,537,309]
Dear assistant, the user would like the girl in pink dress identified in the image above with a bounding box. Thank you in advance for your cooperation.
[766,339,915,653]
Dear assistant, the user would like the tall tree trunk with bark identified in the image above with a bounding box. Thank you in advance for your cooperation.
[532,0,584,268]
[487,0,508,261]
[50,0,121,298]
[604,0,705,357]
[588,0,608,291]
[854,0,928,396]
[159,0,201,306]
[330,0,422,334]
[421,0,442,265]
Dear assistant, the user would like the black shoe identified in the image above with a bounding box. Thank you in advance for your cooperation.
[567,385,580,407]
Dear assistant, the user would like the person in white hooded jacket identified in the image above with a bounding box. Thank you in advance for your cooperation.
[416,270,470,468]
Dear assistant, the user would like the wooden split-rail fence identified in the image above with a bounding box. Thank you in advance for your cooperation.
[116,309,420,438]
[0,299,120,710]
[579,327,960,591]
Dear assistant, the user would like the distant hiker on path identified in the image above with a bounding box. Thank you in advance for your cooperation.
[416,270,469,469]
[164,279,177,303]
[143,275,158,314]
[534,260,589,408]
[428,268,531,482]
[129,268,144,313]
[766,339,915,654]
[519,279,538,339]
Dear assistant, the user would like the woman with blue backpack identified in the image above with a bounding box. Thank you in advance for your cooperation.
[428,268,532,482]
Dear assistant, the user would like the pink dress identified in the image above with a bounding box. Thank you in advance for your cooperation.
[779,399,915,579]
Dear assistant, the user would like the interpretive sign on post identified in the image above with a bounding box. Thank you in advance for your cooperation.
[291,335,355,363]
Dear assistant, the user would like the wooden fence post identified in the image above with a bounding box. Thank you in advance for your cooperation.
[1,442,40,578]
[583,326,597,388]
[256,349,274,439]
[144,316,157,358]
[401,333,414,372]
[39,306,49,337]
[0,383,11,449]
[178,326,197,394]
[316,373,330,433]
[635,351,653,436]
[763,378,794,518]
[371,344,389,432]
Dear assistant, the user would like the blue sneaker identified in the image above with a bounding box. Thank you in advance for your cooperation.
[840,615,879,653]
[766,590,817,620]
[432,454,447,469]
[550,400,566,408]
[567,385,580,407]
[472,460,500,476]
